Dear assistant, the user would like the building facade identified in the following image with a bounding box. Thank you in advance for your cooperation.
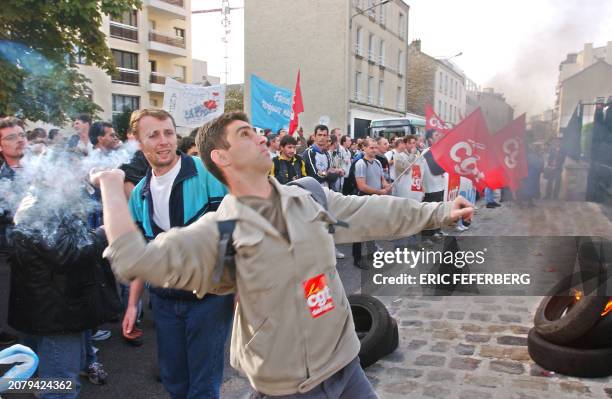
[472,88,514,133]
[244,0,410,138]
[78,0,193,122]
[555,41,612,131]
[406,40,466,126]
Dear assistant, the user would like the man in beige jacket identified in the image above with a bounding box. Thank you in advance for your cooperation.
[94,112,473,398]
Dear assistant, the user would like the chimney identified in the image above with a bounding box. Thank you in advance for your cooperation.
[583,42,594,68]
[411,39,421,52]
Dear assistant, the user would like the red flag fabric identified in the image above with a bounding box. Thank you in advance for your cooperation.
[430,108,503,192]
[289,70,304,135]
[486,114,528,191]
[425,104,453,134]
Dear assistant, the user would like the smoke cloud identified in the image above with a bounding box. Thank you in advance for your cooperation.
[485,2,612,116]
[0,142,138,247]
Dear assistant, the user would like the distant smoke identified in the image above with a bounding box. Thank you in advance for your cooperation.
[0,142,138,247]
[485,2,612,117]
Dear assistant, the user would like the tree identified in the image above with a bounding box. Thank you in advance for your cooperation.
[0,0,141,124]
[224,87,244,112]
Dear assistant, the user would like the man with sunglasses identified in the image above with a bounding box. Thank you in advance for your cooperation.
[89,121,122,153]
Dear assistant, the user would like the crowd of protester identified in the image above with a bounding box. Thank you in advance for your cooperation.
[0,110,551,398]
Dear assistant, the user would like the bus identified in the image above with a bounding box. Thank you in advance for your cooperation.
[368,113,427,140]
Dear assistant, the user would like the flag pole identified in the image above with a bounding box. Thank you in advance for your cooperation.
[390,147,430,189]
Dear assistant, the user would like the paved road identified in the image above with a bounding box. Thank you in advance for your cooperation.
[2,199,612,398]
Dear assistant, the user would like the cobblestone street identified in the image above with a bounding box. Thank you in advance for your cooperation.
[220,200,612,399]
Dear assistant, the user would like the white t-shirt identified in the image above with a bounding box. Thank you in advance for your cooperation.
[150,157,182,231]
[422,158,446,193]
[385,150,398,181]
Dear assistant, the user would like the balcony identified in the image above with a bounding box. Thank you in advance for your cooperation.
[367,50,376,63]
[378,56,386,69]
[148,30,187,57]
[110,21,138,42]
[355,44,364,58]
[112,68,140,85]
[149,72,185,92]
[146,0,186,19]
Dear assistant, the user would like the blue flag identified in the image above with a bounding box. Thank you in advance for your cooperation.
[250,74,292,131]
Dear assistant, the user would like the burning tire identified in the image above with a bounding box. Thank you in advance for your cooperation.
[570,311,612,349]
[349,294,392,368]
[528,328,612,378]
[533,271,609,344]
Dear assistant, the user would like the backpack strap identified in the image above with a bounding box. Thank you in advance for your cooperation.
[288,176,349,233]
[212,220,236,284]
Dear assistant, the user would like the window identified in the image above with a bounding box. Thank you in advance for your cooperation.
[112,94,140,114]
[367,76,374,104]
[149,20,156,30]
[396,86,403,109]
[438,100,442,114]
[355,27,363,55]
[74,46,88,65]
[444,75,448,95]
[439,72,443,92]
[378,79,384,106]
[110,10,138,42]
[174,65,186,82]
[112,49,138,70]
[379,3,386,25]
[112,10,138,27]
[398,13,405,39]
[398,50,404,74]
[355,71,362,100]
[174,27,185,38]
[368,33,375,61]
[444,102,447,120]
[111,50,139,85]
[379,39,385,66]
[367,0,375,17]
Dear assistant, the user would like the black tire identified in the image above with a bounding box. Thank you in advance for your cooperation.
[349,294,391,368]
[528,328,612,378]
[533,271,609,344]
[569,311,612,349]
[381,317,399,357]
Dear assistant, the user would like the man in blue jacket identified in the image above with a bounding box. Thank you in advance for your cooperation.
[121,108,232,399]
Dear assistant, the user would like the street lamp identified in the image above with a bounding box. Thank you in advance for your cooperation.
[436,51,463,61]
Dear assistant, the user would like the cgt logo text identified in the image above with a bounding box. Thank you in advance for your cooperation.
[303,274,335,318]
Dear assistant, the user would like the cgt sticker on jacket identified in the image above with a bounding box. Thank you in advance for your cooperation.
[303,274,335,318]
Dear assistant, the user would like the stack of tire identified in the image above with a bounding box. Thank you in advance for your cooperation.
[348,294,398,368]
[529,270,612,378]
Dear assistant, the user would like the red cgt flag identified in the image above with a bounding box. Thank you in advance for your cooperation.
[486,114,528,191]
[289,70,304,135]
[430,108,504,192]
[425,104,453,134]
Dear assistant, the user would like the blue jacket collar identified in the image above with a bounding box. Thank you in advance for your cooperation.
[311,144,326,154]
[0,163,16,180]
[140,152,197,199]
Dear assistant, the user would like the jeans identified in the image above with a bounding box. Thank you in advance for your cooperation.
[150,292,234,399]
[484,188,495,203]
[23,333,83,399]
[249,357,377,399]
[83,329,97,367]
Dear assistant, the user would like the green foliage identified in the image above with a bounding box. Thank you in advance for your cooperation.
[225,87,244,112]
[0,0,141,124]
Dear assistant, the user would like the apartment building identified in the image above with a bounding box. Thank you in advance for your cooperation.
[406,39,466,126]
[244,0,410,138]
[78,0,192,121]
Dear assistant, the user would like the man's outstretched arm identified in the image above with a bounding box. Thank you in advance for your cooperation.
[92,169,228,297]
[326,189,473,245]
